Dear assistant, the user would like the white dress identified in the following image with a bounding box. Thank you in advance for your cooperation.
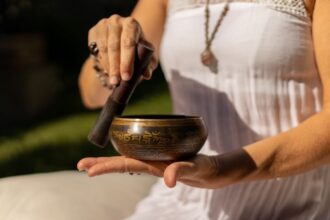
[128,0,330,219]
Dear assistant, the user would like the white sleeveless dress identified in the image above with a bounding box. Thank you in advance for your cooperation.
[128,0,330,219]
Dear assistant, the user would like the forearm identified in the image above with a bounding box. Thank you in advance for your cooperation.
[78,58,111,109]
[131,0,167,59]
[248,110,330,177]
[213,0,330,188]
[213,110,330,188]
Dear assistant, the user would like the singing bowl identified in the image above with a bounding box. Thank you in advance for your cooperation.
[109,115,208,161]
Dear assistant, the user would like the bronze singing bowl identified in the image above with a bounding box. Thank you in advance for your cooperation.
[109,115,208,161]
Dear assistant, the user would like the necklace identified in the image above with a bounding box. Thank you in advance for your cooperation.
[201,0,230,73]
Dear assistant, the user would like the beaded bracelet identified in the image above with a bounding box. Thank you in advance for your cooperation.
[88,42,115,90]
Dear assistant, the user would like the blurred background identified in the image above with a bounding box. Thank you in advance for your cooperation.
[0,0,171,178]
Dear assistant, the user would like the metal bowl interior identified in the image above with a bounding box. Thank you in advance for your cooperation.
[109,114,208,161]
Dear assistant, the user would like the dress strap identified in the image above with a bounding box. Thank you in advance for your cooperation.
[168,0,308,18]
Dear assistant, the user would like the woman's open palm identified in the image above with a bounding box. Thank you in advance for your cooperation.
[77,155,221,188]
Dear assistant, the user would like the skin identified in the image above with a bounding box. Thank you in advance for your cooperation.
[77,0,330,189]
[78,0,166,108]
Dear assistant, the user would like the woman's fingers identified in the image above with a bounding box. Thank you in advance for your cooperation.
[85,156,168,177]
[107,15,122,85]
[77,157,109,171]
[120,17,140,81]
[163,155,219,188]
[142,57,157,80]
[88,15,156,87]
[87,156,128,176]
[78,155,220,188]
[163,161,196,188]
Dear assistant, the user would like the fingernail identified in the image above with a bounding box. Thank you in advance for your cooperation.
[77,163,83,171]
[88,171,95,177]
[110,75,119,85]
[122,72,131,81]
[77,166,87,172]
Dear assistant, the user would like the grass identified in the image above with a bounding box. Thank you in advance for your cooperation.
[0,90,172,178]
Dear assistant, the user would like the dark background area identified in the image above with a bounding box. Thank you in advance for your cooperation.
[0,0,170,177]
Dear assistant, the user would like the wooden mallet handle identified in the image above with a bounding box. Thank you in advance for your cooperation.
[88,41,154,147]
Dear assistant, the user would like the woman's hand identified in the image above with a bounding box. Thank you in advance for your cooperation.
[79,15,158,108]
[79,0,167,108]
[77,155,224,189]
[88,15,157,86]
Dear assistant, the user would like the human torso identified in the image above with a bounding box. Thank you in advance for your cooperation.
[128,1,330,219]
[160,0,322,150]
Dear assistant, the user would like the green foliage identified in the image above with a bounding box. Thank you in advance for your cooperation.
[0,90,171,177]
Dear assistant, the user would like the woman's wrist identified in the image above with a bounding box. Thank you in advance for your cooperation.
[78,58,112,109]
[211,148,257,187]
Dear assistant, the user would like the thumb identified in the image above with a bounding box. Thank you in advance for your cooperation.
[142,59,157,80]
[163,162,194,188]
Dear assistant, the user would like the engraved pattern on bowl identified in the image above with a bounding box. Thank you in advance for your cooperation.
[109,115,208,161]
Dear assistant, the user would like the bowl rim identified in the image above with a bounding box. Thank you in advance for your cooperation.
[113,114,203,122]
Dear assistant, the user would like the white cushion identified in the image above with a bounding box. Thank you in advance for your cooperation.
[0,171,156,220]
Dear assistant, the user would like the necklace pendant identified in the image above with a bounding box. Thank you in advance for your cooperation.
[200,48,218,74]
[201,49,215,66]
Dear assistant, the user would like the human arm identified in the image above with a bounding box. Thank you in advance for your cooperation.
[77,0,330,189]
[78,0,168,108]
[241,0,330,179]
[175,0,330,186]
[191,0,330,187]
